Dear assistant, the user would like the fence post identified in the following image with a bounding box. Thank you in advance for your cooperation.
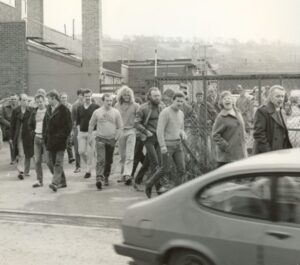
[202,72,208,170]
[279,76,283,86]
[258,78,262,106]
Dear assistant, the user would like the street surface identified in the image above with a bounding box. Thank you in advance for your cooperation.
[0,220,130,265]
[0,142,147,264]
[0,142,146,217]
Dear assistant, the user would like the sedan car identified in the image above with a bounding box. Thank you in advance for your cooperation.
[114,148,300,265]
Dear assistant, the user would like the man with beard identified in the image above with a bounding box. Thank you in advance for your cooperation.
[145,92,187,198]
[135,87,165,196]
[253,85,292,154]
[115,86,139,185]
[77,89,99,179]
[43,90,72,192]
[88,94,122,189]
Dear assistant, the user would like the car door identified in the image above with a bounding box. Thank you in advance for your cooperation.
[262,175,300,265]
[191,174,273,265]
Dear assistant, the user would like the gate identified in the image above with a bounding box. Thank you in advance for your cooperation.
[149,73,300,177]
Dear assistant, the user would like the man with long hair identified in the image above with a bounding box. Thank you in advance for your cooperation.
[115,86,139,185]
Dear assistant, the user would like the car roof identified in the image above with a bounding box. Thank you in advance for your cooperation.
[214,148,300,176]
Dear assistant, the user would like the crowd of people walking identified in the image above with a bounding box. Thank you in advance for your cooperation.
[0,83,293,198]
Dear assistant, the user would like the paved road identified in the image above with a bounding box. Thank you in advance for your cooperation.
[0,219,131,265]
[0,142,146,217]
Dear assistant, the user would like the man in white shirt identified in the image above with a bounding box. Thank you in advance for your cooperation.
[29,94,47,187]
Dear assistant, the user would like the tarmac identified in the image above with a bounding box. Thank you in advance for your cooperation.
[0,141,146,220]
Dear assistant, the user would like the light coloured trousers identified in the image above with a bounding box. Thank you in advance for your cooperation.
[78,131,95,173]
[16,136,31,174]
[118,129,136,176]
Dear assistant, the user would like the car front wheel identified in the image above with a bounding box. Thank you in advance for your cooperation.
[167,249,212,265]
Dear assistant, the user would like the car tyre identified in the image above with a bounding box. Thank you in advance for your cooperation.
[167,249,212,265]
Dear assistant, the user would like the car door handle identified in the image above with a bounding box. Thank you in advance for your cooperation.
[266,231,291,240]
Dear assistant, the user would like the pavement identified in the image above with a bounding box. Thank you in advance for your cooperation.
[0,220,131,265]
[0,142,146,219]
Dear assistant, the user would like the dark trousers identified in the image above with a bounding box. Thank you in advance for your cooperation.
[47,150,66,186]
[95,138,115,180]
[134,154,150,184]
[9,140,14,162]
[144,136,161,174]
[147,144,185,188]
[73,127,80,168]
[66,136,74,161]
[131,137,145,177]
[143,136,161,190]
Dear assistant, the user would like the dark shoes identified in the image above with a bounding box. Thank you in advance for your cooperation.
[18,173,24,180]
[96,181,102,190]
[96,175,104,190]
[32,182,43,188]
[69,158,75,164]
[49,183,57,192]
[57,183,67,189]
[145,186,152,198]
[124,175,132,186]
[84,172,91,179]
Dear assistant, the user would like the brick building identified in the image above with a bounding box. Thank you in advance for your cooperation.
[104,59,216,99]
[0,0,107,102]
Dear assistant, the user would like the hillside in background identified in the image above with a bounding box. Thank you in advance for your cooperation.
[103,35,300,74]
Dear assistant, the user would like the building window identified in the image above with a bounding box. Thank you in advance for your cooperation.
[0,0,15,7]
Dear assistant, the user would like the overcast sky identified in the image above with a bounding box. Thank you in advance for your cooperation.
[44,0,300,43]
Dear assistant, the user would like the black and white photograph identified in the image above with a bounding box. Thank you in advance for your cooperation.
[0,0,300,264]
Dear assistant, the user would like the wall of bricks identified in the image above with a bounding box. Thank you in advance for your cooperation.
[0,21,27,98]
[81,0,102,92]
[0,0,21,22]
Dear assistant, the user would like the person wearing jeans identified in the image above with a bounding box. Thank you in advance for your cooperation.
[145,92,187,198]
[28,94,47,187]
[115,86,139,185]
[43,90,72,192]
[89,94,122,190]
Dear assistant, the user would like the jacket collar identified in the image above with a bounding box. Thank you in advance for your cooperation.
[266,102,286,128]
[265,101,277,113]
[220,109,236,117]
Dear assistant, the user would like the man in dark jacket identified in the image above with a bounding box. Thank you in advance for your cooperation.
[10,94,34,180]
[135,87,166,196]
[43,90,72,192]
[253,85,292,154]
[0,94,19,164]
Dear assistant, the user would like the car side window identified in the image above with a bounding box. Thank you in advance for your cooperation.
[276,176,300,224]
[198,176,271,220]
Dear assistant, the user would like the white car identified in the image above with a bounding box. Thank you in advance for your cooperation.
[115,148,300,265]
